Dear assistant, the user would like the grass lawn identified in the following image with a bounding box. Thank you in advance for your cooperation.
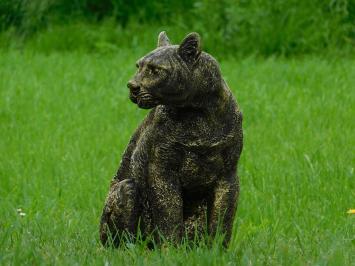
[0,51,354,265]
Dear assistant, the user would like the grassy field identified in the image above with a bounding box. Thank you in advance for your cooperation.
[0,51,354,265]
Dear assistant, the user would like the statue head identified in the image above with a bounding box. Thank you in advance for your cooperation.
[127,31,204,109]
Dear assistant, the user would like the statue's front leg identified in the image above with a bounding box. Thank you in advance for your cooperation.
[208,173,239,247]
[149,161,183,244]
[99,178,139,247]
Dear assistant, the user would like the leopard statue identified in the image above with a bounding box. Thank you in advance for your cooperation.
[99,31,243,247]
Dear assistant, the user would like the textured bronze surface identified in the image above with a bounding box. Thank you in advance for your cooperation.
[99,32,243,247]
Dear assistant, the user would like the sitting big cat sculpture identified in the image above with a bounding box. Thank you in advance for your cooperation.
[99,31,243,247]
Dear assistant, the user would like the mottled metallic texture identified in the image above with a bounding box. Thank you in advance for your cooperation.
[99,32,243,247]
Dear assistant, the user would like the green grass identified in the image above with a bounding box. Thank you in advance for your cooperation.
[0,50,354,265]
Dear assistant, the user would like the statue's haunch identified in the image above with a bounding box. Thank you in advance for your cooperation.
[99,31,243,247]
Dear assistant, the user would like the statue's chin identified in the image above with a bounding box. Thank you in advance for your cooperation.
[136,100,157,109]
[129,94,138,104]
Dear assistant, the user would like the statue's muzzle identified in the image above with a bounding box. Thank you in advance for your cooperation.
[127,80,140,96]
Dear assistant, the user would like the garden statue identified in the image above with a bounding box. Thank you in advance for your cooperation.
[99,31,243,247]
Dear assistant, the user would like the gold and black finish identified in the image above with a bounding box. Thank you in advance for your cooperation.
[99,32,243,247]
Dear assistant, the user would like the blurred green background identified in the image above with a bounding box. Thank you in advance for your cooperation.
[1,1,354,265]
[0,0,354,56]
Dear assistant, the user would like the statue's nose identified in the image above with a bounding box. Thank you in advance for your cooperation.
[127,80,140,94]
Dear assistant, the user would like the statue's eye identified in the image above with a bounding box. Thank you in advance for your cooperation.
[147,66,159,75]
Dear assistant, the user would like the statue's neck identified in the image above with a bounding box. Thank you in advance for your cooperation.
[165,82,226,114]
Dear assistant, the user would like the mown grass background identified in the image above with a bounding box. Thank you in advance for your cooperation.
[0,51,354,265]
[0,0,354,265]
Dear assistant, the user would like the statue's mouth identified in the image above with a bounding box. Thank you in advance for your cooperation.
[130,91,158,109]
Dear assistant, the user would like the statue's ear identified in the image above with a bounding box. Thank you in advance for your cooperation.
[157,31,171,47]
[178,32,201,65]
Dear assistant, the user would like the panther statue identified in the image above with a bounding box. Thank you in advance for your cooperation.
[99,31,243,247]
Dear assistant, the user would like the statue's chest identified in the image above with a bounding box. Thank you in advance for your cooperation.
[130,108,225,187]
[179,150,223,189]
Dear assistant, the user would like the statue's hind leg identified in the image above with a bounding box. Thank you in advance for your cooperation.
[99,179,139,247]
